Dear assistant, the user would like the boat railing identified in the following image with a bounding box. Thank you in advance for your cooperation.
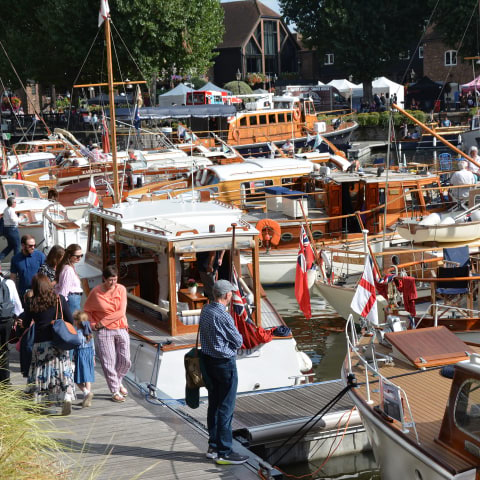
[345,314,420,443]
[416,303,480,328]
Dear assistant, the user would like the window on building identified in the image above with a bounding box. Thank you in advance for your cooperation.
[399,50,410,60]
[418,46,424,59]
[324,53,334,65]
[246,38,262,73]
[445,50,457,66]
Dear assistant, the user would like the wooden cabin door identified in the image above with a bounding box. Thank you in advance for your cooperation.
[327,183,342,236]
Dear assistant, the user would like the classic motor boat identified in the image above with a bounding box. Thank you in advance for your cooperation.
[343,315,480,479]
[48,197,311,399]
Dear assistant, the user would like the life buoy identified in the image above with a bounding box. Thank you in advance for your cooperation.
[232,128,240,142]
[319,249,332,283]
[293,109,301,122]
[256,219,281,248]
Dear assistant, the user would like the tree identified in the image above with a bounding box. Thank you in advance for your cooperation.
[224,81,252,95]
[0,0,224,103]
[279,0,431,100]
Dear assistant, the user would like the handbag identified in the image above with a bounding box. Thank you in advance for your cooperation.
[51,297,81,350]
[184,330,205,389]
[18,321,35,377]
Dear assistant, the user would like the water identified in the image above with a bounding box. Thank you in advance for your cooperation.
[264,285,381,479]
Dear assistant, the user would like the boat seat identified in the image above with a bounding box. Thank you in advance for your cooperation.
[179,309,202,325]
[434,266,471,317]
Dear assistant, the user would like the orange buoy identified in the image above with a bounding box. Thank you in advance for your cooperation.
[293,109,301,122]
[256,218,281,248]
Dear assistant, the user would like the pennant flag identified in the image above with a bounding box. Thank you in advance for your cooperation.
[313,134,323,149]
[350,255,378,324]
[88,177,100,207]
[101,115,110,153]
[230,266,273,349]
[295,226,313,319]
[98,0,110,27]
[306,133,314,143]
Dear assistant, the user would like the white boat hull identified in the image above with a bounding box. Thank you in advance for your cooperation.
[127,335,306,400]
[349,387,476,480]
[397,221,480,243]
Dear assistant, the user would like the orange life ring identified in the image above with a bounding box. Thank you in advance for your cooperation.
[232,128,240,142]
[293,109,301,122]
[256,219,281,247]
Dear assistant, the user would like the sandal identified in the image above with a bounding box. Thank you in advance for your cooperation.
[111,392,125,403]
[119,385,128,397]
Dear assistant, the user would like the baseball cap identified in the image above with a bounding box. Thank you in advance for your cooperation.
[212,279,236,297]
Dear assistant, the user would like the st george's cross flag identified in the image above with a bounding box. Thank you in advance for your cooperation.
[350,254,378,324]
[88,177,100,207]
[295,226,314,319]
[98,0,110,27]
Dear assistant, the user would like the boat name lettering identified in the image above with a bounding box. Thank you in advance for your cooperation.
[85,169,102,174]
[332,255,364,265]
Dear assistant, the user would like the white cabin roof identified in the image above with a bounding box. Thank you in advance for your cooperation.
[207,158,314,182]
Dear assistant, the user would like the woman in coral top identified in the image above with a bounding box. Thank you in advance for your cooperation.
[83,265,131,403]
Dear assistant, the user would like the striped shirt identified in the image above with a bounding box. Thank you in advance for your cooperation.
[55,265,82,297]
[199,302,242,359]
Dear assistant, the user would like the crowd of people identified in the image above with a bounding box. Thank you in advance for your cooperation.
[0,238,130,415]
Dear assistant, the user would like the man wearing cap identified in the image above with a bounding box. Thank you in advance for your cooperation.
[199,279,248,465]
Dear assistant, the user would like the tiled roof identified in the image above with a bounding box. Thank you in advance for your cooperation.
[219,0,281,49]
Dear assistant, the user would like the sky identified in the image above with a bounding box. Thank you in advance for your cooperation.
[221,0,281,15]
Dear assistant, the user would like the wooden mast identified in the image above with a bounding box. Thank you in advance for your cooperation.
[104,17,120,204]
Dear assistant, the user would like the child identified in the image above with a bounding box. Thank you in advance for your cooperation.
[73,311,95,407]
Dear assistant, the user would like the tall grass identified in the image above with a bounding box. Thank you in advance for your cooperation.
[0,384,67,479]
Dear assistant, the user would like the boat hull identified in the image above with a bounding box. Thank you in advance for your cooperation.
[397,221,480,243]
[346,380,476,480]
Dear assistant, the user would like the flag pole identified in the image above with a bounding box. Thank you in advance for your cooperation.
[355,211,381,277]
[299,199,321,266]
[230,223,236,282]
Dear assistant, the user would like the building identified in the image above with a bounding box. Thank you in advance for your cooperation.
[213,0,300,87]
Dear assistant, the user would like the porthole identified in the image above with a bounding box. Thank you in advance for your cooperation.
[312,230,323,239]
[281,232,294,242]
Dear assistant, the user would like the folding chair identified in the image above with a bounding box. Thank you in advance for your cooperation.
[443,246,470,268]
[434,266,471,318]
[439,152,452,185]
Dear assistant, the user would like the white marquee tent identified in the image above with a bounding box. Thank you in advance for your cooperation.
[157,83,193,107]
[355,76,405,106]
[327,78,360,98]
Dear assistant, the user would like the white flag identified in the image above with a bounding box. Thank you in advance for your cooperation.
[350,255,378,324]
[98,0,110,27]
[313,134,323,150]
[88,177,100,207]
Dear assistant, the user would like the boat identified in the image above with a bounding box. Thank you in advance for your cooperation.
[343,314,480,479]
[396,123,468,150]
[60,197,310,399]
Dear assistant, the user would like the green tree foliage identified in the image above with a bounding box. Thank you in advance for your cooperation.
[224,80,253,95]
[279,0,431,98]
[0,0,224,91]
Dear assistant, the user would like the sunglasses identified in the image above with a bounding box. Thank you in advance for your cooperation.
[72,254,84,259]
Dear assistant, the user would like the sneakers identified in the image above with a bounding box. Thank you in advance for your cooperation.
[61,399,72,416]
[215,451,249,465]
[206,447,218,459]
[82,392,94,408]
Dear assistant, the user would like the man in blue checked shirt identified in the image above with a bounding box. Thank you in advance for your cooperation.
[199,279,248,466]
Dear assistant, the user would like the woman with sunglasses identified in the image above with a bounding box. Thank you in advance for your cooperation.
[55,243,84,312]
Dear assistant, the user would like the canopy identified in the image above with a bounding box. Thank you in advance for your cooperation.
[199,81,232,94]
[354,76,405,107]
[461,75,480,93]
[327,78,359,94]
[406,76,444,111]
[157,83,193,107]
[87,93,133,105]
[114,104,237,120]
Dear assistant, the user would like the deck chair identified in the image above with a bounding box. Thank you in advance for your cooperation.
[439,152,452,185]
[443,246,470,268]
[434,266,471,318]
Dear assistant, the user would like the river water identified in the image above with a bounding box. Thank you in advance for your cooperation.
[264,286,380,479]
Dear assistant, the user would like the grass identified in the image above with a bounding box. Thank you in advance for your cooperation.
[0,384,71,479]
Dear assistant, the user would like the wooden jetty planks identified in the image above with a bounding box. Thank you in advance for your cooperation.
[8,349,259,480]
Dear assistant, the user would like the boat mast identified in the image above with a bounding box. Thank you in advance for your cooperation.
[104,17,120,204]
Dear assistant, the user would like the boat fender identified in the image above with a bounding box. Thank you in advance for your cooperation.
[471,210,480,222]
[196,168,208,186]
[419,212,441,226]
[440,216,455,225]
[232,128,240,142]
[256,219,281,248]
[293,108,301,122]
[307,266,317,289]
[297,350,313,373]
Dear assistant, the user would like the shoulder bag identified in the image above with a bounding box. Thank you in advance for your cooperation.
[184,330,205,389]
[51,296,81,350]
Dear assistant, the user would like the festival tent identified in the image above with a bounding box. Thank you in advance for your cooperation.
[406,76,444,111]
[199,81,232,94]
[327,79,360,97]
[355,77,405,106]
[461,75,480,93]
[157,83,193,107]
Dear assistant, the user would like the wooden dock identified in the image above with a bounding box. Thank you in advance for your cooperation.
[8,349,261,480]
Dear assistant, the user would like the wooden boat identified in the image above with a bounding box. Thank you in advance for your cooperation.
[396,124,468,150]
[58,197,311,399]
[343,316,480,479]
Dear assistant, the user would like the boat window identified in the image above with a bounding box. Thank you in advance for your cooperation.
[268,114,276,123]
[379,188,385,211]
[3,183,41,198]
[240,117,247,127]
[249,116,258,126]
[454,379,480,440]
[421,183,443,209]
[278,113,285,123]
[259,115,267,125]
[10,159,50,172]
[287,112,292,122]
[240,179,273,204]
[403,188,420,213]
[88,215,102,257]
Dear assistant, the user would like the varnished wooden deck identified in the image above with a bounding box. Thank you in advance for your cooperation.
[348,337,480,475]
[8,349,260,480]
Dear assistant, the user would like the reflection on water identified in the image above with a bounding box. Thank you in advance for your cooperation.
[264,286,381,479]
